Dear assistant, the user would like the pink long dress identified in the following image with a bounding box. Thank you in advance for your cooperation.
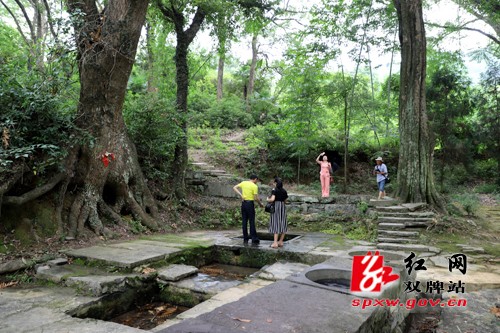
[320,162,330,197]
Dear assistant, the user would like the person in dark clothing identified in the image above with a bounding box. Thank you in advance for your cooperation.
[266,177,288,248]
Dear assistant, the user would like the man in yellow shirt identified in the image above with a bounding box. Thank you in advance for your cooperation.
[233,175,264,244]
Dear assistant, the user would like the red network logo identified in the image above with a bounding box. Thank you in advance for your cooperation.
[351,251,400,292]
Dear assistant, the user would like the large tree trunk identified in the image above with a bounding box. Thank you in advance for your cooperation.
[393,0,443,208]
[66,0,158,237]
[157,2,205,200]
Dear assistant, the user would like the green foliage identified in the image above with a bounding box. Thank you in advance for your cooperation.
[127,218,147,234]
[0,64,76,174]
[197,206,241,229]
[450,193,480,216]
[474,183,499,194]
[124,94,183,181]
[321,224,343,235]
[357,201,369,213]
[190,95,254,128]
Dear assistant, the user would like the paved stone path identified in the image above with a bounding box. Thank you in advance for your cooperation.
[0,230,498,333]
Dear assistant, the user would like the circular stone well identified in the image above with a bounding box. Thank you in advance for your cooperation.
[305,268,351,290]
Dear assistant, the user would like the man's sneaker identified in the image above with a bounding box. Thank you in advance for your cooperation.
[243,238,249,244]
[251,239,260,244]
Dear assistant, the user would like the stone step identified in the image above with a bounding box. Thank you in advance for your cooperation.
[404,221,432,228]
[377,243,431,252]
[375,206,411,213]
[369,199,399,207]
[378,217,434,223]
[378,212,435,218]
[378,223,406,230]
[378,230,420,237]
[375,203,427,212]
[377,237,416,244]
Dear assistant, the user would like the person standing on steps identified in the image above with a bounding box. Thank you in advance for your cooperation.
[233,175,264,244]
[316,152,332,198]
[373,157,388,200]
[267,177,288,249]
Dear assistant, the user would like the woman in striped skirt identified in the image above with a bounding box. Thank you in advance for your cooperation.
[267,177,288,249]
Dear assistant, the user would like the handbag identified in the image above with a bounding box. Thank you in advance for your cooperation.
[265,202,275,213]
[384,176,391,184]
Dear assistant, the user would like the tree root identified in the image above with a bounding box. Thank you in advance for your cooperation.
[3,173,66,206]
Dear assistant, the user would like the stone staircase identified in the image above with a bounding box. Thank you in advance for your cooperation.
[372,201,439,254]
[188,161,234,179]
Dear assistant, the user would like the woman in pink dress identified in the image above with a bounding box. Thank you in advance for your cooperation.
[316,152,332,197]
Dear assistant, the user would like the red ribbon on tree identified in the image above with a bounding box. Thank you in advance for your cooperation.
[100,152,115,167]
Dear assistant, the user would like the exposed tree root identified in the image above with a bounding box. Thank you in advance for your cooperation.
[3,173,66,206]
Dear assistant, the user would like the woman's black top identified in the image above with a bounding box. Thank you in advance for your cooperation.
[272,188,288,202]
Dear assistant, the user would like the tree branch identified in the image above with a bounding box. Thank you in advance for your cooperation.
[429,22,500,45]
[13,0,35,41]
[3,173,66,206]
[185,7,206,44]
[42,0,57,40]
[0,0,31,46]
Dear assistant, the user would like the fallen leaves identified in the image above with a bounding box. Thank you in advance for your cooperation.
[141,267,156,275]
[0,281,18,289]
[490,306,500,318]
[232,317,252,323]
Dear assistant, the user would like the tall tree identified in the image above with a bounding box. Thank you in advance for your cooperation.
[64,0,158,235]
[155,0,206,200]
[393,0,443,207]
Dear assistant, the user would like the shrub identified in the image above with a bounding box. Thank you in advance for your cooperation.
[474,183,499,194]
[0,68,76,174]
[450,193,480,216]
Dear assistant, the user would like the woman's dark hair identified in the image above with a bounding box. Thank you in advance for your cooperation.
[274,177,283,189]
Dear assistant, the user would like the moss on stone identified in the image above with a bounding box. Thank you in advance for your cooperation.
[159,286,203,307]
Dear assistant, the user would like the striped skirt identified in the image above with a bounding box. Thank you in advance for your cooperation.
[269,201,287,234]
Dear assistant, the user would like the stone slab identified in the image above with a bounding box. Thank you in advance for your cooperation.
[168,273,242,296]
[156,280,372,333]
[158,264,199,282]
[47,258,68,267]
[378,230,420,237]
[417,266,500,292]
[377,243,431,253]
[436,289,500,333]
[378,223,405,230]
[377,237,415,244]
[0,258,31,275]
[400,203,427,211]
[258,261,310,281]
[65,275,137,296]
[64,244,182,268]
[378,216,433,223]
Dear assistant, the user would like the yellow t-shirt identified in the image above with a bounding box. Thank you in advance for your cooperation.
[237,181,258,201]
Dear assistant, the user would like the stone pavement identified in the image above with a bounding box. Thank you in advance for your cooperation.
[0,230,498,333]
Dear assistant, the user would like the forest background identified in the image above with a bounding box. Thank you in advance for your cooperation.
[0,0,499,255]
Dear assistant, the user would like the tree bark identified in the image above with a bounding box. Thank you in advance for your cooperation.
[157,2,206,200]
[393,0,443,208]
[217,47,225,101]
[65,0,158,237]
[246,33,258,112]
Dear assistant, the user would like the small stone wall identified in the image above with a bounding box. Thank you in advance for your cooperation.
[286,194,371,215]
[186,170,371,217]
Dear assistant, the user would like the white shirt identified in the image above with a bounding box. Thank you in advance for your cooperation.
[374,163,388,183]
